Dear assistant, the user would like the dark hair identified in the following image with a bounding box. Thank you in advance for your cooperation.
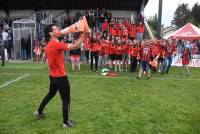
[43,24,54,42]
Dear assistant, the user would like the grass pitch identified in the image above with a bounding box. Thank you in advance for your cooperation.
[0,62,200,134]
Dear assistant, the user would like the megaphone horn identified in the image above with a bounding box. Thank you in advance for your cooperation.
[60,16,90,34]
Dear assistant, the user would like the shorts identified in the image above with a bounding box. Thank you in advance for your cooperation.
[158,58,164,62]
[122,53,129,60]
[140,60,150,71]
[116,54,122,61]
[70,55,80,64]
[109,54,116,61]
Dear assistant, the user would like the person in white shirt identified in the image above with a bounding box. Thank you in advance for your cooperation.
[2,29,8,48]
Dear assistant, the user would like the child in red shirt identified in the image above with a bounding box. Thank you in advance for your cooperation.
[181,46,191,76]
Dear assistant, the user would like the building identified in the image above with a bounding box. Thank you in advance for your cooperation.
[161,25,176,39]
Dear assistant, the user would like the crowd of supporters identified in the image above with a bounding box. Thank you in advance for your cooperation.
[1,9,200,78]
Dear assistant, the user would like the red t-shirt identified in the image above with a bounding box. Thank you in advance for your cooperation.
[129,46,140,57]
[102,22,109,31]
[91,43,101,52]
[165,43,176,57]
[158,45,165,58]
[108,43,115,55]
[123,29,129,37]
[117,23,123,30]
[182,48,190,65]
[84,37,90,50]
[117,29,123,37]
[137,25,145,33]
[45,40,69,77]
[129,25,136,38]
[152,44,159,57]
[115,45,123,55]
[110,27,117,36]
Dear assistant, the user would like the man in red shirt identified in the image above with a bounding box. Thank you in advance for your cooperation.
[137,40,152,79]
[34,24,87,128]
[136,21,144,41]
[163,39,176,74]
[90,39,101,72]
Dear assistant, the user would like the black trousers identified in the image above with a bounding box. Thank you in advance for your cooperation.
[0,47,5,66]
[130,56,138,72]
[90,51,98,71]
[38,76,70,124]
[85,50,89,61]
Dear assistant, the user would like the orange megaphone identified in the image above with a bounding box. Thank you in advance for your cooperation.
[150,59,158,67]
[60,16,90,34]
[149,53,160,67]
[83,16,90,32]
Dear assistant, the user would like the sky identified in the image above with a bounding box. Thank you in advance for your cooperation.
[144,0,199,27]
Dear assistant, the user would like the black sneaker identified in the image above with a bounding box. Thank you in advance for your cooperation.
[63,120,74,128]
[34,111,45,119]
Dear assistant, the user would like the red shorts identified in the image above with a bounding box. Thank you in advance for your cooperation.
[70,55,80,64]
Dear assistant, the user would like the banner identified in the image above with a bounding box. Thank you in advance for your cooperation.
[172,55,200,67]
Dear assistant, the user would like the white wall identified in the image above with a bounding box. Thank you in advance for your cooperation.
[107,10,137,18]
[9,10,34,18]
[0,10,8,18]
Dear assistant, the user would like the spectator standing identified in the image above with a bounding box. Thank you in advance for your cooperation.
[0,32,5,66]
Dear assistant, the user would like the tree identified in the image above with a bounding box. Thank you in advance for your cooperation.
[147,14,158,36]
[171,3,190,28]
[191,3,200,25]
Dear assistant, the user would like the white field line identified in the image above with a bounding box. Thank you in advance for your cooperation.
[0,74,30,89]
[4,66,47,69]
[0,72,200,81]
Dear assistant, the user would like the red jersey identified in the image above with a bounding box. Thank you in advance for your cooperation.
[117,29,123,37]
[108,43,115,55]
[84,37,90,50]
[122,43,129,53]
[102,21,109,31]
[129,45,140,57]
[123,29,129,37]
[158,45,165,58]
[115,45,123,55]
[182,48,191,65]
[151,44,159,57]
[165,43,176,57]
[45,40,69,77]
[110,27,117,36]
[116,22,122,29]
[91,42,101,52]
[140,45,152,62]
[124,21,130,29]
[99,41,107,55]
[129,25,136,38]
[137,25,144,33]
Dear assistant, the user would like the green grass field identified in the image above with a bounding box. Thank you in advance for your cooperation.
[0,62,200,134]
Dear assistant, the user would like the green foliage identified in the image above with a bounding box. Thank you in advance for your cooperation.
[0,63,200,134]
[172,3,200,28]
[171,3,191,28]
[147,14,158,37]
[191,3,200,26]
